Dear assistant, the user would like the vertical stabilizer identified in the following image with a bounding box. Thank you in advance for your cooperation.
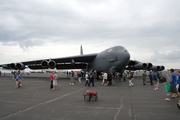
[80,45,83,55]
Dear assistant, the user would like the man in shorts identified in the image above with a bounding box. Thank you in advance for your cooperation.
[165,68,177,101]
[15,71,23,88]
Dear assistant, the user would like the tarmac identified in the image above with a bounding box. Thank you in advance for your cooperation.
[0,72,180,120]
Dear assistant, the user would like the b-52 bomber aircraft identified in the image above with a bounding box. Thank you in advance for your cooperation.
[0,45,165,73]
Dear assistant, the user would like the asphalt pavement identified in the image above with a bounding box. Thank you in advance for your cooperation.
[0,73,180,120]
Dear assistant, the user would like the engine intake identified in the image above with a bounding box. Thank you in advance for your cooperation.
[49,60,56,69]
[10,63,16,69]
[159,66,165,71]
[16,63,25,70]
[146,63,152,69]
[41,60,49,69]
[41,60,56,69]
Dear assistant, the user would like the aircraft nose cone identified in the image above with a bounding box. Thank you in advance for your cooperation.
[118,51,130,70]
[123,51,130,62]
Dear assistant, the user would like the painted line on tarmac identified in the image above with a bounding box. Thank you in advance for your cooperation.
[76,106,119,110]
[1,87,86,120]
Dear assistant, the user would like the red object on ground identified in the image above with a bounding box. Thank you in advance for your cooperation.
[86,90,97,96]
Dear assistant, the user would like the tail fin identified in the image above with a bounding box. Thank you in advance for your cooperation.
[80,45,83,55]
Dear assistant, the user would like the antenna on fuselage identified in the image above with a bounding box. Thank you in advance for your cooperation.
[80,45,83,55]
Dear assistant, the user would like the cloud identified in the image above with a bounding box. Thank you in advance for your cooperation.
[0,0,180,69]
[150,50,180,61]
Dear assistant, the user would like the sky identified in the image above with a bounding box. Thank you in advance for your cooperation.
[0,0,180,69]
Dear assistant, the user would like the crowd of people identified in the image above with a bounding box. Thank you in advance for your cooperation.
[142,70,167,90]
[9,69,180,103]
[68,70,96,87]
[8,69,135,89]
[141,69,180,104]
[6,67,180,109]
[64,70,135,87]
[6,68,180,110]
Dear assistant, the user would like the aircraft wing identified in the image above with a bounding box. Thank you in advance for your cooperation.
[126,60,165,71]
[0,53,98,70]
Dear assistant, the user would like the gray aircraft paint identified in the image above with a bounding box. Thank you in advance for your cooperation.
[88,46,130,72]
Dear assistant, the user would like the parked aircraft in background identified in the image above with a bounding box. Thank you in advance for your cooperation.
[0,45,165,74]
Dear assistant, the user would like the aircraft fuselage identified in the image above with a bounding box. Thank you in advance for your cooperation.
[88,46,130,72]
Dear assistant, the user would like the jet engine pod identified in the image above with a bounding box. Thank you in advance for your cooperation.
[48,60,56,69]
[134,63,147,69]
[10,63,17,70]
[146,63,152,69]
[41,60,49,69]
[150,65,160,71]
[159,66,165,71]
[16,63,25,70]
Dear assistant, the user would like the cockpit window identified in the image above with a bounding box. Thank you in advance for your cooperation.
[108,46,127,52]
[108,48,113,52]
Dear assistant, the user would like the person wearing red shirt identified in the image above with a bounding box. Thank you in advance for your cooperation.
[49,71,54,90]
